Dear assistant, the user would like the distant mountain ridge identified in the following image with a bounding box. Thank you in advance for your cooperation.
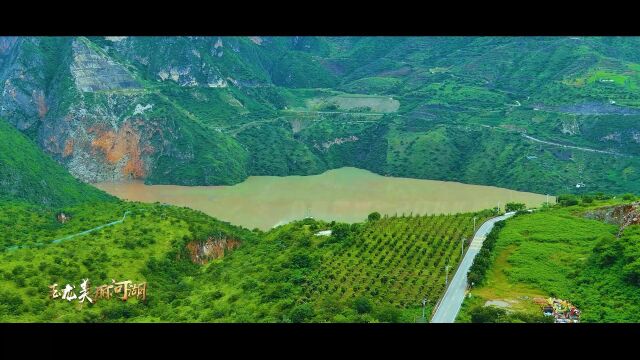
[3,36,640,194]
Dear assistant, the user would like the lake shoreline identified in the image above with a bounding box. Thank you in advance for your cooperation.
[94,167,551,230]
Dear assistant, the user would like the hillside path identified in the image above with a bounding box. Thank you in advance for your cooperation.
[521,134,627,156]
[6,211,132,252]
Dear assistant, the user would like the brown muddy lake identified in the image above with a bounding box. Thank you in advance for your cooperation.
[94,167,550,230]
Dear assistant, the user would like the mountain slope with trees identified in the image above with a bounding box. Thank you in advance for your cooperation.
[0,118,113,207]
[4,36,640,193]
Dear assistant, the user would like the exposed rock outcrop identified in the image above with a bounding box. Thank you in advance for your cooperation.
[559,118,580,136]
[0,37,48,131]
[185,237,241,265]
[584,202,640,237]
[70,38,139,92]
[314,135,359,151]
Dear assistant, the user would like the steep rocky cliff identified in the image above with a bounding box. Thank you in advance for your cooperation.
[69,38,139,92]
[4,36,640,195]
[0,36,252,185]
[0,117,113,206]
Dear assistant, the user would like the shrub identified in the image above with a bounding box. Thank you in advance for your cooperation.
[331,223,350,241]
[376,305,401,323]
[289,253,312,268]
[623,260,640,286]
[591,236,622,267]
[557,194,579,207]
[470,306,506,323]
[206,290,225,301]
[0,291,24,316]
[368,212,381,222]
[290,303,315,323]
[505,202,526,212]
[353,296,373,314]
[595,192,612,200]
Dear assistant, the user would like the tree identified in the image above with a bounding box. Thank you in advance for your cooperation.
[376,305,401,322]
[623,260,640,286]
[331,223,350,241]
[467,271,482,288]
[368,212,381,222]
[289,253,312,268]
[505,202,526,212]
[592,236,622,267]
[353,296,373,314]
[557,194,579,207]
[290,303,315,323]
[623,193,635,201]
[470,306,506,323]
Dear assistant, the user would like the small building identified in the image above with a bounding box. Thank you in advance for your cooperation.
[314,230,332,236]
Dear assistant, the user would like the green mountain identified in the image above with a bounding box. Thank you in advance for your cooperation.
[4,36,640,193]
[3,192,638,323]
[3,36,640,324]
[0,118,113,206]
[459,195,640,323]
[0,196,497,322]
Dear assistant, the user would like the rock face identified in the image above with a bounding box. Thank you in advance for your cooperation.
[314,135,360,151]
[559,118,580,136]
[0,37,48,131]
[584,202,640,237]
[0,36,251,185]
[108,37,259,88]
[185,237,241,265]
[70,38,139,92]
[0,36,336,186]
[5,36,640,193]
[37,92,159,182]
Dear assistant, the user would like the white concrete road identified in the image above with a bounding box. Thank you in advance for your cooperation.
[430,211,516,323]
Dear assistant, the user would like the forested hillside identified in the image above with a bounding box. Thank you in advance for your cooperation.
[3,36,640,193]
[0,118,113,206]
[458,195,640,323]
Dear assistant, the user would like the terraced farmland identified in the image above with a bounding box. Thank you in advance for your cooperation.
[305,212,492,308]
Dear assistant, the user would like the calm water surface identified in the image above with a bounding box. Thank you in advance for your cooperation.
[94,167,550,230]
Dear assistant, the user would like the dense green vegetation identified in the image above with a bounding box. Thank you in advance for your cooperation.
[0,198,496,322]
[6,37,640,194]
[5,36,640,324]
[0,200,255,322]
[4,190,639,323]
[458,195,640,323]
[0,118,113,207]
[144,93,250,186]
[304,211,494,312]
[467,220,505,287]
[469,305,553,323]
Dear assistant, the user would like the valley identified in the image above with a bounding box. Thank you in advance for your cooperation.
[2,36,640,324]
[5,36,640,194]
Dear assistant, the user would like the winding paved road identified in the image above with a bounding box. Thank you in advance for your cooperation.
[430,211,515,323]
[521,134,627,156]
